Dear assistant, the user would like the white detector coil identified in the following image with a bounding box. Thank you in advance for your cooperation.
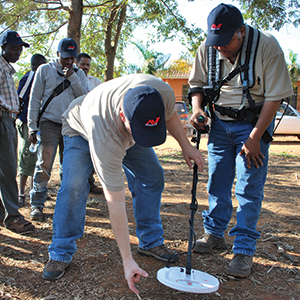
[157,266,219,294]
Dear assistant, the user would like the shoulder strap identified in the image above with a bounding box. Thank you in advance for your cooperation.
[240,26,260,88]
[37,79,71,127]
[239,26,260,109]
[207,47,222,87]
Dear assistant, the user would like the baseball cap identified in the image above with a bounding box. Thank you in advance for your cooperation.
[57,38,78,59]
[123,86,166,148]
[206,3,244,47]
[0,30,30,48]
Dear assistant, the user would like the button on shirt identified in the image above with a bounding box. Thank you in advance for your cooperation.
[0,56,19,112]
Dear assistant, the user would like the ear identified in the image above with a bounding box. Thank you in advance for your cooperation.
[240,25,246,37]
[57,51,60,58]
[120,110,126,122]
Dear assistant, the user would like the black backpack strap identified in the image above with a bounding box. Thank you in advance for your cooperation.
[37,79,70,127]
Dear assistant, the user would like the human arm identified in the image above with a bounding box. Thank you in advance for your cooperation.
[28,67,45,134]
[67,68,89,97]
[166,111,205,171]
[189,92,209,130]
[240,100,280,168]
[103,188,149,294]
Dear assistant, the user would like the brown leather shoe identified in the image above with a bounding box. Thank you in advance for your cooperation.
[137,244,179,263]
[89,185,103,195]
[6,216,35,233]
[226,254,253,277]
[193,233,225,253]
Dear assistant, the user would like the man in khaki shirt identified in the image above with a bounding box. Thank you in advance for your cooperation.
[43,75,205,294]
[189,3,293,277]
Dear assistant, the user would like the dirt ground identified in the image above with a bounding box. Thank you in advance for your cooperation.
[0,135,299,300]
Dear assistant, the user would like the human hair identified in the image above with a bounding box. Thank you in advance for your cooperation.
[31,54,47,71]
[235,24,245,33]
[78,52,91,62]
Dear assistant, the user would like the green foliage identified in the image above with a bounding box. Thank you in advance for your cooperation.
[238,0,300,30]
[130,41,171,74]
[287,50,300,88]
[2,0,299,79]
[1,0,205,79]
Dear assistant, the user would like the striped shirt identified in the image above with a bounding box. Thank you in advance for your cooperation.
[0,56,19,112]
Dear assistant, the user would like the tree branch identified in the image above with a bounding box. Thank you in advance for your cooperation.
[22,21,68,39]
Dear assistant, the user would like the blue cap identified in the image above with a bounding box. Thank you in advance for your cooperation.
[206,3,244,47]
[123,86,166,147]
[57,38,78,59]
[0,30,29,48]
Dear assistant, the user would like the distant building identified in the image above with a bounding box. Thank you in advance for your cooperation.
[156,68,190,106]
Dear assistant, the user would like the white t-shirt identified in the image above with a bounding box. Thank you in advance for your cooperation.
[87,74,101,91]
[62,74,175,191]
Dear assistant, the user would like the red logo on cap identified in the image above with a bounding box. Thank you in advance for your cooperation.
[211,23,223,30]
[16,33,20,37]
[68,46,75,50]
[145,117,160,127]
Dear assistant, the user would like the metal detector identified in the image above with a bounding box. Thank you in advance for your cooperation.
[157,116,219,293]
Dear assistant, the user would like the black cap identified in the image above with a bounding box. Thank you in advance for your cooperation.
[0,30,30,48]
[206,3,244,47]
[123,86,166,148]
[57,38,78,59]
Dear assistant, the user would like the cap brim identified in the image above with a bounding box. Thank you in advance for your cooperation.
[131,117,167,148]
[60,51,78,59]
[8,41,30,48]
[205,30,235,47]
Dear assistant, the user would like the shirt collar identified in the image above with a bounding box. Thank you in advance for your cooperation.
[0,55,16,74]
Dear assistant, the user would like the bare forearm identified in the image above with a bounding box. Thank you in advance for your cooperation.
[167,112,192,150]
[191,92,204,113]
[166,112,205,171]
[249,100,281,141]
[104,189,132,263]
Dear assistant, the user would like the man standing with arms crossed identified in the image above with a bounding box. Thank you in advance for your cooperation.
[189,3,293,277]
[0,30,34,233]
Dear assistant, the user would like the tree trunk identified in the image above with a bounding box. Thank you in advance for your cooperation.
[68,0,83,53]
[104,1,127,81]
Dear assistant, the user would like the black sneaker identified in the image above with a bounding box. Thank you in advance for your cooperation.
[30,207,43,220]
[137,244,179,263]
[226,254,253,277]
[193,233,225,254]
[43,260,70,281]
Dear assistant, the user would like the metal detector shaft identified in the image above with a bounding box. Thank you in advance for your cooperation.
[186,117,209,275]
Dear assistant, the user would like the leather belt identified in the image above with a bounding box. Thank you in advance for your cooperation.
[0,108,17,119]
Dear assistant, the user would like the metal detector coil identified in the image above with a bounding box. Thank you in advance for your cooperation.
[157,120,219,293]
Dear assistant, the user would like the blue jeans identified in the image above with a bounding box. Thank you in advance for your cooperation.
[30,120,64,208]
[203,117,274,256]
[49,135,164,263]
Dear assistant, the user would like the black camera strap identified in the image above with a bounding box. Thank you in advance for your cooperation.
[37,79,70,127]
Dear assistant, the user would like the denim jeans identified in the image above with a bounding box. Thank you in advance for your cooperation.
[49,135,164,263]
[203,117,274,256]
[30,120,64,208]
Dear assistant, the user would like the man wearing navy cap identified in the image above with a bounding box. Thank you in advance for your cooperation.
[0,30,35,233]
[189,3,293,277]
[28,37,89,220]
[43,74,205,294]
